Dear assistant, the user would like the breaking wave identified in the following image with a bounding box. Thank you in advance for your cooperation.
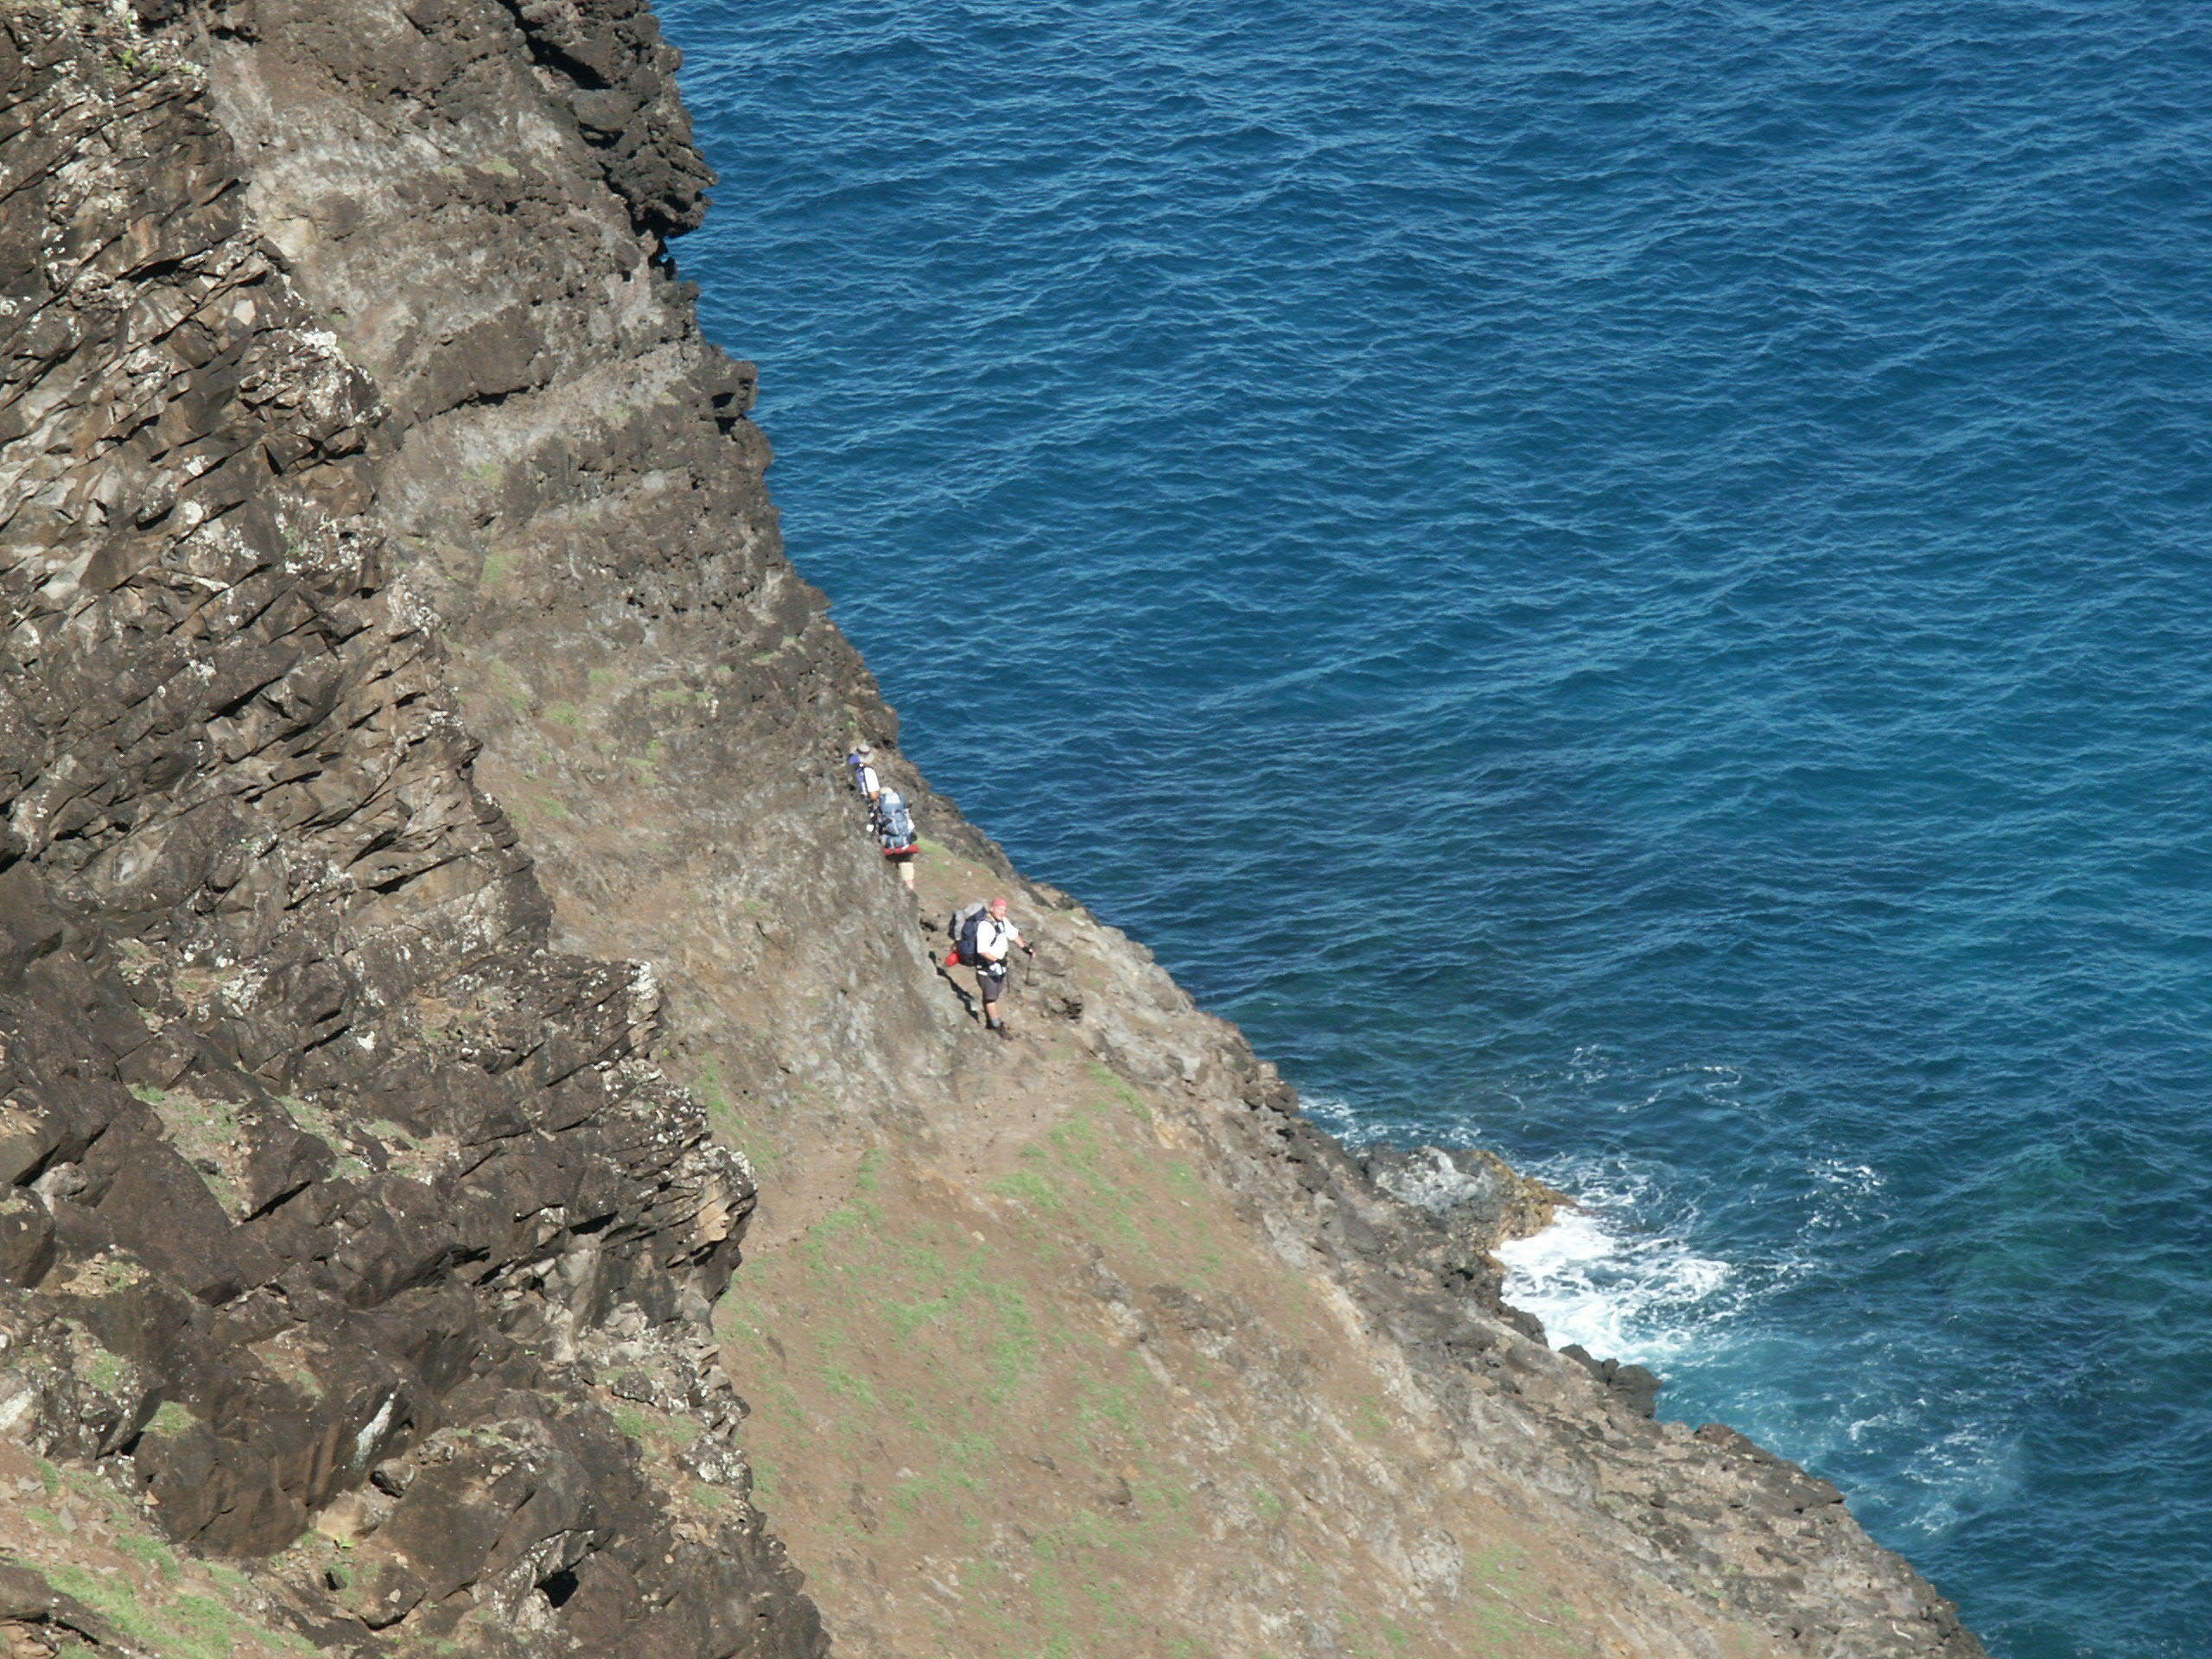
[1495,1165,1738,1370]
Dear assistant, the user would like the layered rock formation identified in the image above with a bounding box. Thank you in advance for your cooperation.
[0,2,1990,1656]
[0,7,810,1653]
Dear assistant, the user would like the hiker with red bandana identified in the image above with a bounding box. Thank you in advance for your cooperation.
[971,897,1031,1038]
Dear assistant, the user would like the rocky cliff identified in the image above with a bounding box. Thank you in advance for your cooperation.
[0,3,1988,1657]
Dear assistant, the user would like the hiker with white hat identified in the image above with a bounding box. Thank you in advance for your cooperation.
[846,743,881,810]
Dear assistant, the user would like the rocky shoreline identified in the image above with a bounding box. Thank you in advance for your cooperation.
[0,3,1986,1655]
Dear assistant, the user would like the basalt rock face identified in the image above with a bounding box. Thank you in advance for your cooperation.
[0,3,1992,1656]
[0,8,815,1655]
[185,0,974,1165]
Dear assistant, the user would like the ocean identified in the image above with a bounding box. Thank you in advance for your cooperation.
[657,2,2212,1653]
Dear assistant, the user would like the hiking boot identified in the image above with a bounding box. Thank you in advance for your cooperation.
[995,1020,1014,1040]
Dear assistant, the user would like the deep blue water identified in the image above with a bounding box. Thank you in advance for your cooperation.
[657,3,2212,1652]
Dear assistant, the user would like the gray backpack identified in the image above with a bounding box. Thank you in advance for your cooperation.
[947,901,988,966]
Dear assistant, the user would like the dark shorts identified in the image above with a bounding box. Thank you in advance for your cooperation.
[976,963,1008,1006]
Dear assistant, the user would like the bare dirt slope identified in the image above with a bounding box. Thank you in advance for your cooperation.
[707,836,1978,1659]
[722,847,1775,1659]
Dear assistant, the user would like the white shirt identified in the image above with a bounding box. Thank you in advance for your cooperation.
[976,914,1019,964]
[855,763,880,798]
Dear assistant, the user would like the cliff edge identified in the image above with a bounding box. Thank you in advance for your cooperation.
[0,3,1986,1657]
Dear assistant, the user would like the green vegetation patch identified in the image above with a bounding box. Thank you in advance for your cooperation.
[1456,1543,1586,1656]
[276,1096,372,1183]
[140,1090,248,1215]
[487,658,530,714]
[1088,1062,1151,1121]
[144,1399,196,1438]
[38,1486,314,1659]
[988,1166,1062,1213]
[727,1086,1408,1658]
[694,1057,773,1171]
[690,1479,728,1512]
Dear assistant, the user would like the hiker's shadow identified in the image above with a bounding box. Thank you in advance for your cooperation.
[932,947,981,1024]
[933,969,977,1021]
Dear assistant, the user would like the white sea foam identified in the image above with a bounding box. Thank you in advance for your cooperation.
[1495,1173,1738,1370]
[1295,1092,1361,1140]
[1889,1418,2021,1538]
[1804,1159,1886,1230]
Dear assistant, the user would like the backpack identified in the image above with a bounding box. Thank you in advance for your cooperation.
[877,790,916,853]
[947,901,988,967]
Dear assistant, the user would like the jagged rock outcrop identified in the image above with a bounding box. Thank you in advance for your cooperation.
[0,8,815,1653]
[0,1,1991,1656]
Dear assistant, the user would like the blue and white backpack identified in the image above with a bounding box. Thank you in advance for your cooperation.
[877,789,917,855]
